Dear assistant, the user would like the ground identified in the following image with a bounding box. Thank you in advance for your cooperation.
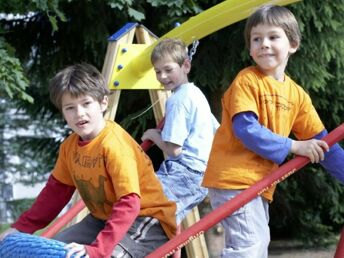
[268,240,336,258]
[204,226,338,258]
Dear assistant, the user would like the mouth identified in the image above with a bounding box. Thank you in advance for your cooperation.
[259,53,274,58]
[76,120,88,127]
[162,81,173,87]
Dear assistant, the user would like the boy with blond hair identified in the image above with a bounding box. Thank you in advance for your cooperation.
[142,38,219,224]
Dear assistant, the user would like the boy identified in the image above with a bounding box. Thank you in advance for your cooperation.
[0,63,177,258]
[202,5,344,258]
[141,38,219,224]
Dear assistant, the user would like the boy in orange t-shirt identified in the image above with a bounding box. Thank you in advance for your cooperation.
[0,63,176,258]
[203,5,344,258]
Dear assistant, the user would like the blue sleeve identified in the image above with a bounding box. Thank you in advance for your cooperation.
[314,130,344,184]
[232,112,292,165]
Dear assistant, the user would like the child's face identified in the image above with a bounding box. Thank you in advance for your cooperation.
[61,93,108,141]
[153,55,190,91]
[249,24,298,81]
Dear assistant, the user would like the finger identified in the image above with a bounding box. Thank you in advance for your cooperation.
[66,248,83,258]
[318,140,330,152]
[305,147,314,163]
[317,146,325,161]
[314,143,326,161]
[74,251,85,258]
[312,146,321,163]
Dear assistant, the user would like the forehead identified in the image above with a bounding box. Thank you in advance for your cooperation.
[250,24,286,35]
[153,55,179,69]
[61,92,91,105]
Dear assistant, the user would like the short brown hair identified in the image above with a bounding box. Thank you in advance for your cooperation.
[244,5,301,49]
[49,63,110,112]
[151,38,189,66]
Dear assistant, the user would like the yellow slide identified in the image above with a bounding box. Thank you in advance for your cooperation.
[109,0,301,90]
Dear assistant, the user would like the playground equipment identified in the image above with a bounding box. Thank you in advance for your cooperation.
[0,232,83,258]
[1,124,343,257]
[335,228,344,258]
[147,123,344,257]
[6,0,335,257]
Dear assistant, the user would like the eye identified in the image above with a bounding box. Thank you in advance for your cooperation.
[270,34,280,40]
[252,37,260,42]
[83,100,93,107]
[64,106,74,111]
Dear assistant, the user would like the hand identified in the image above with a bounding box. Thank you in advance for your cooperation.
[65,242,89,258]
[0,227,19,241]
[291,139,329,163]
[141,128,161,143]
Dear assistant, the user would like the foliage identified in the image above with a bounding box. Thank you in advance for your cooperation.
[0,0,343,246]
[6,198,35,222]
[0,39,33,103]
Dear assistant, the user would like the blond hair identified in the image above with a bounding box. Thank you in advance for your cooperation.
[151,38,189,66]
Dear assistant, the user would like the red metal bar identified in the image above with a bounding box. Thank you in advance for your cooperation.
[40,118,165,238]
[335,228,344,258]
[147,123,344,258]
[40,199,85,238]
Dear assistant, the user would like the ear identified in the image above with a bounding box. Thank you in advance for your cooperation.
[100,96,109,113]
[182,59,191,74]
[289,41,299,54]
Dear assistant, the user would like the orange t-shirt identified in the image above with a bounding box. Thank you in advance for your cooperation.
[203,66,324,201]
[53,120,176,238]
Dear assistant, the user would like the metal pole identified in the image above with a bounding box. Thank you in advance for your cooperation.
[147,123,344,258]
[335,228,344,258]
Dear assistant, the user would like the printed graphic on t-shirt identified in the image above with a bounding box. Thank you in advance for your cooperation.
[74,174,112,214]
[72,151,105,169]
[259,94,294,111]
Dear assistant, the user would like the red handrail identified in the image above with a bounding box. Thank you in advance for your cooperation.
[147,123,344,258]
[41,118,165,238]
[335,228,344,258]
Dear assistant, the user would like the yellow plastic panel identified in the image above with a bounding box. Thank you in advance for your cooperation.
[109,44,163,90]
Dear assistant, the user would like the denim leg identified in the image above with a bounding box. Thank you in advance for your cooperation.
[208,189,270,258]
[156,160,208,224]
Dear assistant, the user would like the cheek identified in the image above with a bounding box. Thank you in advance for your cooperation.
[249,47,255,57]
[62,111,73,122]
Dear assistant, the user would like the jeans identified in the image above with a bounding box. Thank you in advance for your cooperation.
[156,160,208,224]
[208,188,270,258]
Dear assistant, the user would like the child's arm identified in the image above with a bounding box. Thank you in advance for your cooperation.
[233,112,292,164]
[233,112,328,164]
[11,175,75,234]
[313,130,344,183]
[142,128,182,157]
[233,112,344,183]
[83,193,140,258]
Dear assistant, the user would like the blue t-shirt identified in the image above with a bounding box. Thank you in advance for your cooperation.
[162,83,219,171]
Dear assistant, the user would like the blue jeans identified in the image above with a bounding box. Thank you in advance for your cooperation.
[208,189,270,258]
[156,160,208,224]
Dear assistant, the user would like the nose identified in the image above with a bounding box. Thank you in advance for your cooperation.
[76,105,86,117]
[160,72,167,79]
[261,37,270,48]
